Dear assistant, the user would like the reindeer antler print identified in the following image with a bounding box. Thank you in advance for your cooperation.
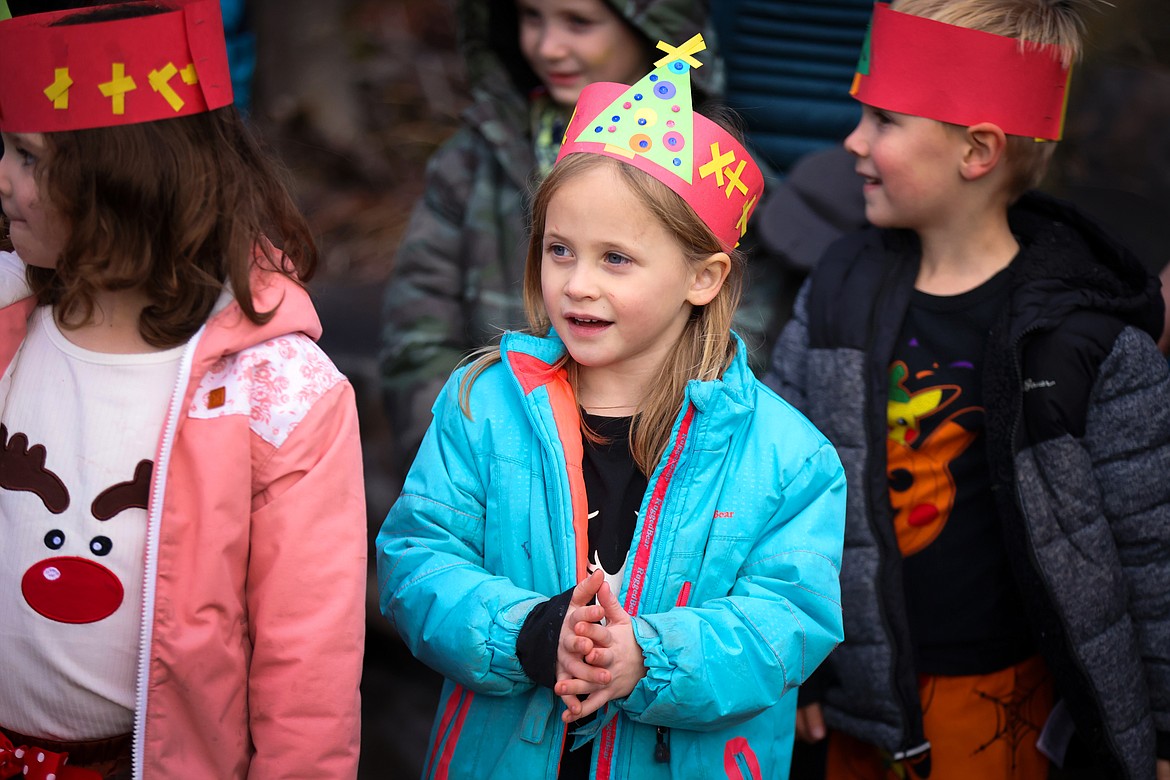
[91,459,153,521]
[0,424,70,514]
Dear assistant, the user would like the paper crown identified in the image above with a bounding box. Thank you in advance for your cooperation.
[556,35,763,252]
[850,2,1071,141]
[0,0,233,133]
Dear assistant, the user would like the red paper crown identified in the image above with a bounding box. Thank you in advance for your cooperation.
[556,35,764,252]
[850,2,1072,140]
[0,0,233,133]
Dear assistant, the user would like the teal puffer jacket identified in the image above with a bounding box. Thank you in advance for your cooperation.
[377,330,845,779]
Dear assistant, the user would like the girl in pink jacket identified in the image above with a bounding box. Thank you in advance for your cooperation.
[0,2,366,778]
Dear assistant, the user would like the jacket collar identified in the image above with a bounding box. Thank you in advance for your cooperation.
[499,328,757,418]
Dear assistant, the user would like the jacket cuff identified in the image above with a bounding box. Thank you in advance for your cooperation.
[516,587,574,689]
[1157,730,1170,762]
[620,617,664,717]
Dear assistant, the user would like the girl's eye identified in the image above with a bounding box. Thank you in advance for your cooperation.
[8,146,36,167]
[547,243,570,258]
[566,14,595,30]
[603,252,630,266]
[6,143,36,168]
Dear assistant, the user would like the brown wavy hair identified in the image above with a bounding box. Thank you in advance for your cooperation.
[28,102,317,348]
[461,152,742,474]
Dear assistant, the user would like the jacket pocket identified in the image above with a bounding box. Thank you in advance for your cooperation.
[485,454,548,589]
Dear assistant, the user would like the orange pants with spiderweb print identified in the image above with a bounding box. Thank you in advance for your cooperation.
[825,655,1053,780]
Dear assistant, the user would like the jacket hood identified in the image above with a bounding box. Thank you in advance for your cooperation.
[456,0,719,118]
[192,256,322,369]
[1005,191,1163,341]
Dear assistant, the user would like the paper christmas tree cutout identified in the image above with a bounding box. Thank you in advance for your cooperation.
[571,34,707,184]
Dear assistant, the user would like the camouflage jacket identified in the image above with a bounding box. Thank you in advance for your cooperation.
[380,0,792,472]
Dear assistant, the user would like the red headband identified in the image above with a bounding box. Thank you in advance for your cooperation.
[557,36,764,252]
[850,2,1072,140]
[0,0,233,133]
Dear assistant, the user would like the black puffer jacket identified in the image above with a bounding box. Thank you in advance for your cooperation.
[765,191,1170,778]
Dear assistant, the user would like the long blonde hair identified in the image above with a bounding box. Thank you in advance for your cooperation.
[892,0,1094,196]
[460,153,742,474]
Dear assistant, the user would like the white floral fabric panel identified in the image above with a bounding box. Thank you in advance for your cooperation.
[188,334,345,447]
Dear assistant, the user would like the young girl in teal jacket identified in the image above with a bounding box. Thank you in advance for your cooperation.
[378,38,846,780]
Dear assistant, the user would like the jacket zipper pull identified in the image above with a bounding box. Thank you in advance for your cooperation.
[654,726,670,763]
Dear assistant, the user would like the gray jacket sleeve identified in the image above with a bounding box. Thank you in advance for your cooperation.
[1017,325,1170,770]
[1089,329,1170,739]
[763,279,812,412]
[380,132,478,474]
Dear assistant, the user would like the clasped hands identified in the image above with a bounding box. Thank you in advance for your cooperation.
[555,568,647,723]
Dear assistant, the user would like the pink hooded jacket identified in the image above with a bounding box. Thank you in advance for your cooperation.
[0,251,367,778]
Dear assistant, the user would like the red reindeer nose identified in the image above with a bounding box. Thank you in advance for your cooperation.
[22,557,123,624]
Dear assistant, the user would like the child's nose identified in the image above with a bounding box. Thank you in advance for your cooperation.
[564,263,599,299]
[537,25,568,59]
[843,122,867,158]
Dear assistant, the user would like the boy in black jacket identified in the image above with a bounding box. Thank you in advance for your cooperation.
[766,1,1170,778]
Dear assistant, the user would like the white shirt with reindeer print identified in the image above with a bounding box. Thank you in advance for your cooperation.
[0,305,182,740]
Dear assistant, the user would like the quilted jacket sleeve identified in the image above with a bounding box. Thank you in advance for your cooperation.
[1086,330,1170,746]
[1015,323,1170,768]
[380,130,479,474]
[763,280,812,412]
[376,371,545,695]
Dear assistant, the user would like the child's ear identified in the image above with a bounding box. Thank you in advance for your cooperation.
[687,251,731,306]
[961,122,1008,181]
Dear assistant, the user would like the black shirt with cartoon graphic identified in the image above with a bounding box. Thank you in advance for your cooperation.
[889,270,1034,675]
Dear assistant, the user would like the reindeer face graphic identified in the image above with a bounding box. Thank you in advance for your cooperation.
[1,425,152,624]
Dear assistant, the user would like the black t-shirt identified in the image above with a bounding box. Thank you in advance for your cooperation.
[889,270,1034,674]
[581,413,646,592]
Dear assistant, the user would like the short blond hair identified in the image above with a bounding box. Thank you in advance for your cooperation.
[891,0,1092,196]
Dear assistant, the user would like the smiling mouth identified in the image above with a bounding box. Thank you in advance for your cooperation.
[567,316,610,328]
